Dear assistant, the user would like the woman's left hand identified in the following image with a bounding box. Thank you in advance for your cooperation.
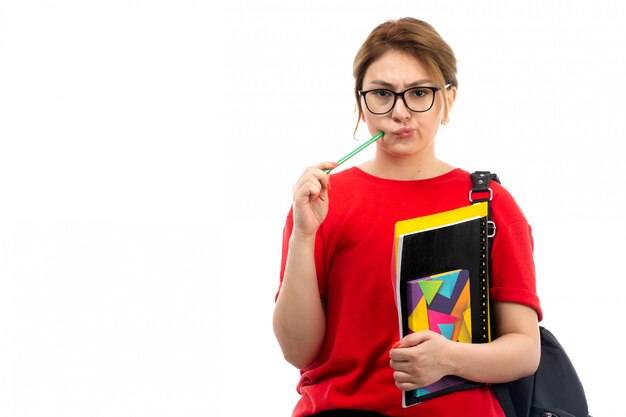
[389,330,455,391]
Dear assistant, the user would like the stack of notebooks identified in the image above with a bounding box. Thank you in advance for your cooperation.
[393,202,493,407]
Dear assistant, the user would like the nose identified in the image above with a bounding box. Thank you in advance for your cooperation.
[391,95,411,121]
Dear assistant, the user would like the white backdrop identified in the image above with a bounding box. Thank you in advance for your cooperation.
[1,1,624,416]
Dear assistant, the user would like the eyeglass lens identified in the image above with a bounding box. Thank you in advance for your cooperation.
[364,88,436,114]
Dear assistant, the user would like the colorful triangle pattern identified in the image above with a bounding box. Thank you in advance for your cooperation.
[408,297,429,333]
[406,269,471,342]
[432,270,459,298]
[415,387,431,398]
[438,324,455,340]
[418,280,443,305]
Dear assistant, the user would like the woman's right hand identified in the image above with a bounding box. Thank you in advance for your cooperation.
[291,161,338,238]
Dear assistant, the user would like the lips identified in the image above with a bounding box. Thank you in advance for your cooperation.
[394,127,415,139]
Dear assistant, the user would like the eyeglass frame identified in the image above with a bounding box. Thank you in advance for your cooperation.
[358,84,452,115]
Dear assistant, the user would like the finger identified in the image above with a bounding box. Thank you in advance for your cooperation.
[399,330,436,348]
[393,371,419,391]
[389,358,411,373]
[293,180,323,205]
[389,346,413,362]
[313,161,339,173]
[294,164,332,193]
[307,165,333,190]
[395,380,419,391]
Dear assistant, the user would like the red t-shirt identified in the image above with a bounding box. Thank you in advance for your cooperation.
[277,167,542,417]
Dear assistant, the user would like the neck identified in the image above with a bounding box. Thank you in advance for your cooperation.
[361,152,453,181]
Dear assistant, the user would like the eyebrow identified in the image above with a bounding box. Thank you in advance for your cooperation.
[367,79,435,89]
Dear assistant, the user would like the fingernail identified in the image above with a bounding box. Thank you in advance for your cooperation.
[391,341,401,349]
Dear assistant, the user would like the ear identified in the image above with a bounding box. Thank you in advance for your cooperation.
[441,86,457,125]
[446,86,457,111]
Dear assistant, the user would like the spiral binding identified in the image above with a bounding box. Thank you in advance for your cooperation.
[479,219,489,342]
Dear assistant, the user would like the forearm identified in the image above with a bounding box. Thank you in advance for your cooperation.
[449,330,539,383]
[273,234,326,369]
[449,303,540,383]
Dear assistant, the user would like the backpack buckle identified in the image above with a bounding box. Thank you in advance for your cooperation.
[469,188,493,203]
[487,220,496,238]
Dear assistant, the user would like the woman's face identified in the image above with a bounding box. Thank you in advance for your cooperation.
[360,49,455,160]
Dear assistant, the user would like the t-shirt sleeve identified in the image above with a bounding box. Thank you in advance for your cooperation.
[490,189,543,321]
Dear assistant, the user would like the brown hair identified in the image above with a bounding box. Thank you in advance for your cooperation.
[353,17,458,131]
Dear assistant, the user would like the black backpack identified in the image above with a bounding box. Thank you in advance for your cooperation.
[470,172,591,417]
[495,326,590,417]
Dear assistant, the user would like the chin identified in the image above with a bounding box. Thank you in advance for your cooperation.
[388,141,424,153]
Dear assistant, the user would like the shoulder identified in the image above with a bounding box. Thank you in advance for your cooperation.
[460,170,528,227]
[488,176,529,228]
[324,167,378,216]
[328,166,372,187]
[326,167,385,202]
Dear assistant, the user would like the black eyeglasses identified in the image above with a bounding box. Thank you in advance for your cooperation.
[358,85,450,115]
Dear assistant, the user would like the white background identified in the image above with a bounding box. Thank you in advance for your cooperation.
[1,1,624,416]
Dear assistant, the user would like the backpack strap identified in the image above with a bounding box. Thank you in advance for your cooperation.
[470,171,519,416]
[469,171,499,239]
[469,171,500,203]
[495,384,518,417]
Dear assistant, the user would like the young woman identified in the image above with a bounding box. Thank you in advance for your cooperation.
[273,17,542,417]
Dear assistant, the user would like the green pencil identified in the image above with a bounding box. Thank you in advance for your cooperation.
[323,131,384,173]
